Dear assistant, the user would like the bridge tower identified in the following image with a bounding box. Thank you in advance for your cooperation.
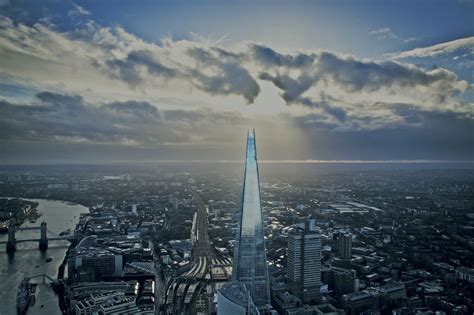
[39,221,48,251]
[6,221,16,253]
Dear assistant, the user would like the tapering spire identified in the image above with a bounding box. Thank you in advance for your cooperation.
[232,129,270,307]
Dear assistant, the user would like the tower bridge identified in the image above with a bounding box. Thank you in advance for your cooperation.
[0,221,73,253]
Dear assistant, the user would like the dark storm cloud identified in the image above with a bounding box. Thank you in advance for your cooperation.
[127,51,177,77]
[0,95,105,142]
[0,91,250,146]
[257,48,466,104]
[250,44,316,68]
[258,72,315,103]
[186,47,260,103]
[98,41,469,108]
[103,45,260,103]
[188,63,260,104]
[0,92,167,144]
[258,71,347,121]
[106,50,179,87]
[99,42,469,114]
[101,42,465,112]
[316,52,460,94]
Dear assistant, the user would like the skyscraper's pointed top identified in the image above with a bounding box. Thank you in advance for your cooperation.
[247,128,255,140]
[246,129,257,161]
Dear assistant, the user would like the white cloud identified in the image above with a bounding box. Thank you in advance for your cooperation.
[0,16,471,133]
[69,3,91,17]
[369,27,418,43]
[369,28,398,40]
[388,36,474,59]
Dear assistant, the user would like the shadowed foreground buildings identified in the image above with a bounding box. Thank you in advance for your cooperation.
[218,130,272,314]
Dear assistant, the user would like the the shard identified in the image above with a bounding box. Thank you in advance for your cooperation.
[232,129,271,308]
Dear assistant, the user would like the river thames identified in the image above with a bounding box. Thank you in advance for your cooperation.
[0,199,88,315]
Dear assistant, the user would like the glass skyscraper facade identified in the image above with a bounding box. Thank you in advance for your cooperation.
[232,130,271,308]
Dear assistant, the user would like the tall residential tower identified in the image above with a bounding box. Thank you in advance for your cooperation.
[287,218,322,304]
[339,232,352,260]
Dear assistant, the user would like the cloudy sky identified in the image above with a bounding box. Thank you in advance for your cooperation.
[0,0,473,164]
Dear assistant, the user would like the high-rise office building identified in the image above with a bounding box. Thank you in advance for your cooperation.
[218,130,271,312]
[339,232,352,260]
[287,218,321,304]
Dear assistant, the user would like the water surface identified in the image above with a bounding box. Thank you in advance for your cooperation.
[0,199,88,315]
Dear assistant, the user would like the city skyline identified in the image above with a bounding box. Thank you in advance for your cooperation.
[0,151,473,313]
[0,2,473,313]
[0,0,473,164]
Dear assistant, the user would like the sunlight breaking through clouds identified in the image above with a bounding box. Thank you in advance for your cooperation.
[0,0,473,163]
[0,15,471,134]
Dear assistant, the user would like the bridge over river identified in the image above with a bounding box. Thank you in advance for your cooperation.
[0,222,74,253]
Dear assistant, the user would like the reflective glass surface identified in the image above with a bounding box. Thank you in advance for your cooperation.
[232,130,270,307]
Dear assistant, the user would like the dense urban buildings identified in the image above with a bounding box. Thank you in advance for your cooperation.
[0,156,473,314]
